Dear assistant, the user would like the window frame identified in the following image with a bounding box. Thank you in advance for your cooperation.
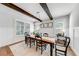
[16,21,30,36]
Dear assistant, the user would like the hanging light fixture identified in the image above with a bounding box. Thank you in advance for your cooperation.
[36,12,40,20]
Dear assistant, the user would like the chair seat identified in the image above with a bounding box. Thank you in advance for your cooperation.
[37,43,46,46]
[56,45,66,51]
[26,39,35,45]
[27,39,35,41]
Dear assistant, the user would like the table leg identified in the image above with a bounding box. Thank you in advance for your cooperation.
[25,37,27,44]
[30,38,31,48]
[50,43,54,56]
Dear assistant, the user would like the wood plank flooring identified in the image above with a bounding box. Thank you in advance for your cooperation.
[0,46,13,56]
[0,41,76,56]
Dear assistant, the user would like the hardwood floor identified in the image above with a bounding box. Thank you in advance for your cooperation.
[10,41,76,56]
[0,46,13,56]
[0,41,76,56]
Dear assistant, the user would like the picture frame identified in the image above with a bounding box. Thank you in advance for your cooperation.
[40,23,44,28]
[40,22,53,28]
[48,22,53,28]
[43,23,48,28]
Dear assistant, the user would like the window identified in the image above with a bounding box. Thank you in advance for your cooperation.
[16,21,24,35]
[55,22,63,29]
[16,21,30,36]
[54,22,64,34]
[24,23,30,34]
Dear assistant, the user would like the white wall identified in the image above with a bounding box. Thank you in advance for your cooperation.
[34,15,69,38]
[69,4,79,55]
[0,4,34,47]
[53,15,69,37]
[35,20,54,37]
[0,14,15,47]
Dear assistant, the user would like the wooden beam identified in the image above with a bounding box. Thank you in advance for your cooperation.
[40,3,53,20]
[1,3,42,22]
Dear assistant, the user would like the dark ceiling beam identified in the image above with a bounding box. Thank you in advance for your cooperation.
[1,3,42,22]
[40,3,53,20]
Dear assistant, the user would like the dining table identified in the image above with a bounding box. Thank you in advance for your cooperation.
[25,34,55,56]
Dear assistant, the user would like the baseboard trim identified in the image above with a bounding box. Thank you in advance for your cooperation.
[8,40,25,46]
[0,40,25,48]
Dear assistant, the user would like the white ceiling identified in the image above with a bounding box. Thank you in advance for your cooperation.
[0,4,36,22]
[47,3,77,17]
[14,3,77,21]
[14,3,50,21]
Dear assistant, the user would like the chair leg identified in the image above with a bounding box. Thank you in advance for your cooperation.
[30,39,31,48]
[25,39,29,46]
[36,45,38,51]
[41,46,43,54]
[65,51,67,56]
[33,40,35,45]
[27,42,28,46]
[36,41,38,51]
[44,44,47,50]
[55,44,57,56]
[25,39,27,44]
[25,41,27,44]
[55,49,57,56]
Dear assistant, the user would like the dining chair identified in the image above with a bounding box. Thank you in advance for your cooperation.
[25,32,30,44]
[25,32,35,47]
[35,35,47,54]
[43,33,49,49]
[43,33,49,37]
[55,36,70,56]
[56,33,66,46]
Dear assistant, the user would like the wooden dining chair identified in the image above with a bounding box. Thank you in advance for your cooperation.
[56,33,66,46]
[55,36,70,56]
[35,35,47,54]
[25,36,30,46]
[42,33,49,50]
[43,33,49,37]
[25,32,35,47]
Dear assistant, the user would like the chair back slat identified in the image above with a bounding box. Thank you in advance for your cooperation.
[43,33,49,37]
[55,35,71,56]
